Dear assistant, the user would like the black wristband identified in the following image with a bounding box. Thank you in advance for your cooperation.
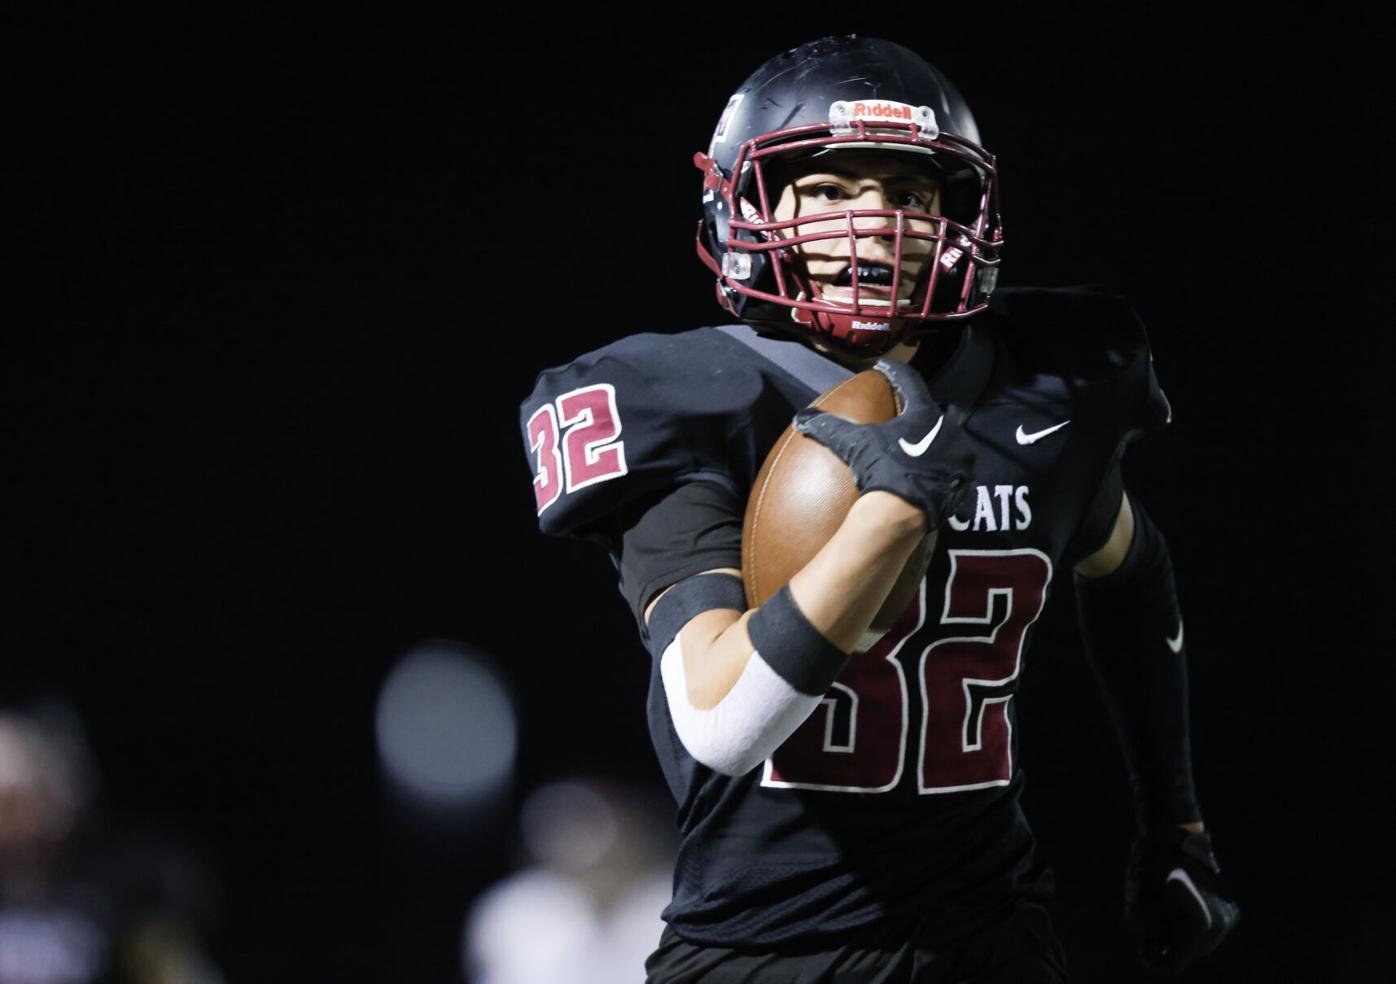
[745,585,850,696]
[645,572,747,655]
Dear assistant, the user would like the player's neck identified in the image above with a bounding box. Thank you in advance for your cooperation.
[910,327,962,378]
[817,339,919,372]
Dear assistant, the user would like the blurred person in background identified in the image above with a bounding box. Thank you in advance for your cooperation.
[464,778,673,984]
[0,701,223,984]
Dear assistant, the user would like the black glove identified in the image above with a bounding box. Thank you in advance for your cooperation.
[1125,828,1240,975]
[792,359,974,529]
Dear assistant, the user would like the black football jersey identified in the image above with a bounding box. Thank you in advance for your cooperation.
[518,285,1170,948]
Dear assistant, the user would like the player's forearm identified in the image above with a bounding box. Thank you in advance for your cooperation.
[1075,495,1201,828]
[788,491,929,650]
[686,491,927,707]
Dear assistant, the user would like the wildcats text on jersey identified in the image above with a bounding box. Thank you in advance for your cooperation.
[947,484,1033,532]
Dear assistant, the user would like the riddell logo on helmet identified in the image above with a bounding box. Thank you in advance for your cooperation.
[829,100,938,138]
[850,101,913,121]
[852,321,890,331]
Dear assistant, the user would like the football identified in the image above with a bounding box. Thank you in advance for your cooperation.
[742,369,937,636]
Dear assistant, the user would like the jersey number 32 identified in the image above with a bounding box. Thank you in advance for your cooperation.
[528,383,628,516]
[764,549,1052,795]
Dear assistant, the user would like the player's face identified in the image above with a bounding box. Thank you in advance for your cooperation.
[770,149,943,309]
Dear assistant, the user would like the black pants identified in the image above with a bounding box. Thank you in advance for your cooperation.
[645,901,1069,983]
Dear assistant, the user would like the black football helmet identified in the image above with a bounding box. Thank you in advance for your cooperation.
[694,36,1002,356]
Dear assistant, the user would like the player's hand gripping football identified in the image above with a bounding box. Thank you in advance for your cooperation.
[793,359,974,530]
[1125,828,1240,974]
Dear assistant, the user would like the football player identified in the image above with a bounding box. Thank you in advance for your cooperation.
[520,35,1239,982]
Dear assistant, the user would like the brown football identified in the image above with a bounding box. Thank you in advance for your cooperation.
[742,369,936,635]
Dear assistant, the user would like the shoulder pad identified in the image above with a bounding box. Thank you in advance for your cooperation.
[519,328,766,537]
[987,284,1170,441]
[987,285,1151,378]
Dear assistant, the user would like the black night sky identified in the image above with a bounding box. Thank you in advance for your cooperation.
[9,7,1390,982]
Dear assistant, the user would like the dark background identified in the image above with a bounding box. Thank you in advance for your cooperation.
[10,5,1390,981]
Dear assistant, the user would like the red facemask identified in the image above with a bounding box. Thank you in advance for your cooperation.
[696,115,1003,357]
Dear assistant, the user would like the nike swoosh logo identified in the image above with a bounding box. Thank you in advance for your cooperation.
[1015,420,1071,445]
[898,415,944,457]
[1167,622,1185,653]
[1166,867,1213,930]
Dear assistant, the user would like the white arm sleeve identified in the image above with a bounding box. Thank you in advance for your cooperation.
[659,631,825,777]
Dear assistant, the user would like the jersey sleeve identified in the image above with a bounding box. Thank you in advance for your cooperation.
[1076,292,1172,559]
[990,284,1171,452]
[1112,296,1172,447]
[519,335,743,541]
[1038,287,1170,566]
[617,479,744,627]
